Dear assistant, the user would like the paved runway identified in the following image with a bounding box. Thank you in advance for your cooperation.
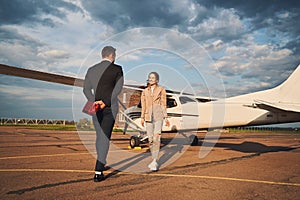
[0,126,299,199]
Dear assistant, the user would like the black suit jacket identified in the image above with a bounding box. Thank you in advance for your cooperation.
[83,60,124,107]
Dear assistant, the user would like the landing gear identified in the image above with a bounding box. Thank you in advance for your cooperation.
[130,136,140,148]
[129,134,148,148]
[130,134,198,148]
[190,135,199,146]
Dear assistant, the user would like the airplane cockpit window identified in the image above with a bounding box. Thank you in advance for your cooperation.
[179,96,196,104]
[167,98,177,108]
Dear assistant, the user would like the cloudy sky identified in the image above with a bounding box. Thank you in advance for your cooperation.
[0,0,299,126]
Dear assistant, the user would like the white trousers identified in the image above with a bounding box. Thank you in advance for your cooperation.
[146,120,163,160]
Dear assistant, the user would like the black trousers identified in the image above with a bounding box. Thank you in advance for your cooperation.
[92,107,116,172]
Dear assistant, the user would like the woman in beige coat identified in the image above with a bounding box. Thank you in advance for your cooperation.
[141,72,170,171]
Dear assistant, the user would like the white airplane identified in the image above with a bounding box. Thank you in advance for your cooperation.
[1,63,300,147]
[122,65,300,146]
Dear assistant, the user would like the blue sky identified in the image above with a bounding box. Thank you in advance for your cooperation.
[0,0,299,127]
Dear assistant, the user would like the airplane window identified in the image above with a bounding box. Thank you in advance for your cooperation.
[167,98,177,108]
[137,101,141,108]
[196,98,213,103]
[179,96,196,104]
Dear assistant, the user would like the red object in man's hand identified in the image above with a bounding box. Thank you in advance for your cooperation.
[94,103,100,111]
[82,101,100,116]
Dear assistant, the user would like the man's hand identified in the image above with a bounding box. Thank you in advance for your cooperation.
[99,101,106,109]
[95,100,106,109]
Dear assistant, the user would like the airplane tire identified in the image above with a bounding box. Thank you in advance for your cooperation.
[171,125,177,132]
[130,136,140,148]
[190,135,198,146]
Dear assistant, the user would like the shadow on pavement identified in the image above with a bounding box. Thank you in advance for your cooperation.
[7,178,91,195]
[203,141,296,154]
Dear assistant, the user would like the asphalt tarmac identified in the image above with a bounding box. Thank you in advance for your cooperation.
[0,126,299,200]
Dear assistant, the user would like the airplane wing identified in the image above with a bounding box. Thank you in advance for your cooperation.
[0,63,84,87]
[254,99,300,113]
[0,64,143,91]
[0,64,218,104]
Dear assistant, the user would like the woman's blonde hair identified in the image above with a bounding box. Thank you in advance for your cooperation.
[149,72,159,81]
[147,72,160,87]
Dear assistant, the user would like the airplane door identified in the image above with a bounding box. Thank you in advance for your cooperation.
[179,96,199,130]
[164,97,181,131]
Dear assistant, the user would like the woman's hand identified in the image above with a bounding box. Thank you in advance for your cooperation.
[165,118,170,127]
[141,118,145,127]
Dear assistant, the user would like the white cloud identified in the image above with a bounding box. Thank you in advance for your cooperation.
[0,41,38,68]
[212,35,295,77]
[124,79,140,85]
[118,54,140,62]
[0,85,72,101]
[204,39,226,53]
[0,7,114,75]
[188,8,246,41]
[37,50,70,59]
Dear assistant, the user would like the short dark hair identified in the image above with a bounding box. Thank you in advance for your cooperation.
[101,46,116,58]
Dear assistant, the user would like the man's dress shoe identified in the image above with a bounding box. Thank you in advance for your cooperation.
[94,173,104,182]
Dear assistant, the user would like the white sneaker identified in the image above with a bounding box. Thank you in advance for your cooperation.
[148,160,158,171]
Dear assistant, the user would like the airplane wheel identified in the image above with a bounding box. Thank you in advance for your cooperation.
[130,136,140,148]
[190,135,198,146]
[171,125,177,132]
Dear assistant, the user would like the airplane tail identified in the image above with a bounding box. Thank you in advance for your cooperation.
[273,64,300,103]
[252,64,300,113]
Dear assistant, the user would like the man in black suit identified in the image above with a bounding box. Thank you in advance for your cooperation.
[83,46,124,182]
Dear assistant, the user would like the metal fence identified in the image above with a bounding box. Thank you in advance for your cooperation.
[0,118,70,125]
